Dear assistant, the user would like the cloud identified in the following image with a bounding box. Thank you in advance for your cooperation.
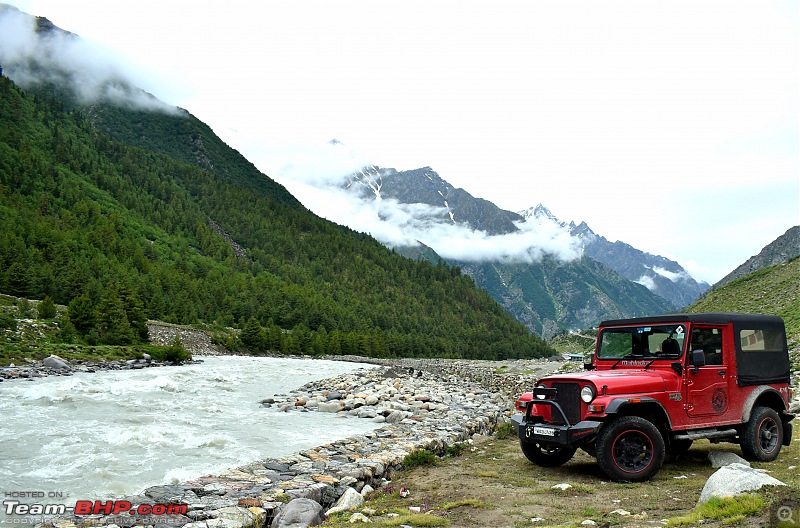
[651,266,691,283]
[635,276,656,291]
[269,142,582,264]
[0,5,178,114]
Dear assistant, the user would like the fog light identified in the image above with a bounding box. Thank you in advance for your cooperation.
[535,385,547,400]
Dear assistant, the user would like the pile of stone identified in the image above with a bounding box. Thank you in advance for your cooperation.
[147,322,229,356]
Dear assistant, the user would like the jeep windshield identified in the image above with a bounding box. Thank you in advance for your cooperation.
[598,324,686,360]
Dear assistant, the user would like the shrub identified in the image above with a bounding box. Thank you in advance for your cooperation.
[16,298,33,318]
[494,421,515,439]
[162,336,192,364]
[0,310,16,330]
[445,442,468,458]
[37,296,57,319]
[403,449,438,469]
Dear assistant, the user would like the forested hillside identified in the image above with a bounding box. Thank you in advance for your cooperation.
[687,257,800,358]
[0,76,553,360]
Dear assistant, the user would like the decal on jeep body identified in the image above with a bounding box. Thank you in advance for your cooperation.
[712,388,728,413]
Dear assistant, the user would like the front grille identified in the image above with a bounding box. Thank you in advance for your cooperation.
[552,382,581,425]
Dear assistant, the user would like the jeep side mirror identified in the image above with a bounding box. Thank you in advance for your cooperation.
[584,356,595,370]
[690,349,705,374]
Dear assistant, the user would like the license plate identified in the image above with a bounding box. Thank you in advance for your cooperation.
[533,426,556,437]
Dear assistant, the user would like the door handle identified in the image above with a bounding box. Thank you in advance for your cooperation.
[718,370,725,376]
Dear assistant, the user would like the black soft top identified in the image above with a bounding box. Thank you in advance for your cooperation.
[599,313,789,386]
[599,312,783,328]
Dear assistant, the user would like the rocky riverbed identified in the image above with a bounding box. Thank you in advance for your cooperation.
[0,353,178,380]
[40,357,563,528]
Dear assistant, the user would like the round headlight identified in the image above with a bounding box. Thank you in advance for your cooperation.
[580,385,595,403]
[535,385,547,400]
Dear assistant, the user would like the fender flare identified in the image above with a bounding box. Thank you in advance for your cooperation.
[605,396,673,430]
[741,386,787,422]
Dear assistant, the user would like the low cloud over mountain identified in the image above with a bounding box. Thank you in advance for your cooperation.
[269,141,582,265]
[0,4,178,114]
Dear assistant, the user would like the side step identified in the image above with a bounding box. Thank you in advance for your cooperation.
[673,428,738,441]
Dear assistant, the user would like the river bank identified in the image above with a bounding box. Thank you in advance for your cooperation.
[35,354,564,528]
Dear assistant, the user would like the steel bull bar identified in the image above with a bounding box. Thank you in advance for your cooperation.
[512,386,602,447]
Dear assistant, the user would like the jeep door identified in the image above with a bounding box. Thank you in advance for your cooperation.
[685,325,734,419]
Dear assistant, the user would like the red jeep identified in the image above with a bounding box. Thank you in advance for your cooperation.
[512,313,794,481]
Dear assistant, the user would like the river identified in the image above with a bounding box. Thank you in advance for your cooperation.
[0,355,378,516]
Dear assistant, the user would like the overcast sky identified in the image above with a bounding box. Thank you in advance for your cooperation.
[3,1,798,284]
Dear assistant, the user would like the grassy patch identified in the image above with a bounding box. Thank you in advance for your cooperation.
[666,494,764,526]
[381,514,450,527]
[440,499,492,510]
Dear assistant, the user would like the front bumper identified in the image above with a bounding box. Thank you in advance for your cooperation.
[512,414,602,447]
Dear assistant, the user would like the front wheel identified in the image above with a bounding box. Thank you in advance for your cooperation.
[740,406,783,461]
[520,441,577,467]
[596,416,665,482]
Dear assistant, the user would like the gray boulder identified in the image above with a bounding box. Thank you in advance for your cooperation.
[325,487,364,516]
[698,463,785,504]
[708,451,749,468]
[42,355,70,370]
[271,498,324,528]
[317,401,344,413]
[144,485,199,504]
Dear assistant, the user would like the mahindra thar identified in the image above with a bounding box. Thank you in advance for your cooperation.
[512,313,794,481]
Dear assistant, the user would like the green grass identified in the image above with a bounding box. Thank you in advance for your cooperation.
[440,499,492,510]
[666,494,764,526]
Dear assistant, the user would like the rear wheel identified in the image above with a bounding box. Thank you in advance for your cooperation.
[740,406,783,461]
[596,416,665,482]
[520,441,577,467]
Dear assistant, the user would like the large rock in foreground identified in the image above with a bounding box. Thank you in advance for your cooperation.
[698,462,785,504]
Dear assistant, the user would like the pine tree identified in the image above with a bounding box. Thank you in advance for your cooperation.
[67,293,96,336]
[240,316,265,351]
[37,295,57,319]
[95,288,135,345]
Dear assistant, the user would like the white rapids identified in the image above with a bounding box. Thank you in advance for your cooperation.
[0,356,378,511]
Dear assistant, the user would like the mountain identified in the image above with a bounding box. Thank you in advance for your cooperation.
[345,165,521,235]
[0,8,554,360]
[687,255,800,360]
[519,205,710,308]
[346,165,676,337]
[700,225,800,299]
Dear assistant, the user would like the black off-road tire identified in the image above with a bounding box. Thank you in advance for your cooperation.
[740,406,783,462]
[520,441,577,467]
[596,416,665,482]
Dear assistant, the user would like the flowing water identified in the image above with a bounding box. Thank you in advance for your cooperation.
[0,356,378,517]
